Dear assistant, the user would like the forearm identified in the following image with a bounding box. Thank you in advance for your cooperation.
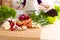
[40,3,49,8]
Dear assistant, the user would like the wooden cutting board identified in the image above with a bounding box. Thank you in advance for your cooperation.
[0,28,40,40]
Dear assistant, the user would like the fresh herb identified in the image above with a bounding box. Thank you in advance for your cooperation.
[30,10,49,26]
[0,6,16,21]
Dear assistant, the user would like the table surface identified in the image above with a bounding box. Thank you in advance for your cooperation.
[0,28,40,40]
[40,23,60,40]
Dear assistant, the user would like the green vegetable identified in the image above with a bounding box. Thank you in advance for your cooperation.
[54,5,60,19]
[30,10,49,26]
[0,6,16,21]
[54,5,60,12]
[58,12,60,19]
[46,16,57,24]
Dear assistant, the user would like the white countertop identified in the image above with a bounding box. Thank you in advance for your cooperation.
[40,23,60,40]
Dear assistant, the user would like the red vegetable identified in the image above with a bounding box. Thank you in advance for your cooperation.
[8,20,15,31]
[18,14,30,21]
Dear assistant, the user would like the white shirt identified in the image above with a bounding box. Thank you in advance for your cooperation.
[24,0,39,11]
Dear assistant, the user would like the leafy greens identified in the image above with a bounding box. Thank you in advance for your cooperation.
[30,10,48,26]
[0,6,16,21]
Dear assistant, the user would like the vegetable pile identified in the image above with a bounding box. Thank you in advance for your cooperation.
[1,5,60,31]
[2,14,41,31]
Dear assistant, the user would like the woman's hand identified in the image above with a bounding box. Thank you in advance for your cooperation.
[40,3,50,8]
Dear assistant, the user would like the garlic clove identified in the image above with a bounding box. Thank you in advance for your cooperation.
[22,26,27,30]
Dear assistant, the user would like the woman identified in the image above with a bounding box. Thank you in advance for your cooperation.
[22,0,49,8]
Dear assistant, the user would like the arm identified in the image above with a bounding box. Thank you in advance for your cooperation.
[37,0,49,8]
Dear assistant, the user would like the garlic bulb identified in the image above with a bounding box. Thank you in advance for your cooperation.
[2,21,10,30]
